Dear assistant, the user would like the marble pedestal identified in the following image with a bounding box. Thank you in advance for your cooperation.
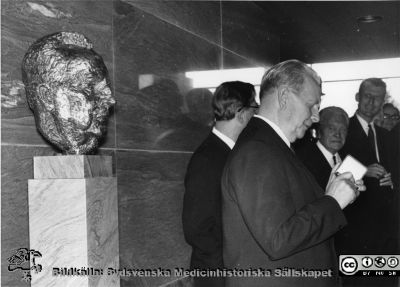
[28,155,120,287]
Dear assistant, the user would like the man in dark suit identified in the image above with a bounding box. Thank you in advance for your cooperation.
[389,122,400,191]
[296,106,349,190]
[182,81,257,287]
[338,78,397,287]
[338,78,395,252]
[222,60,363,287]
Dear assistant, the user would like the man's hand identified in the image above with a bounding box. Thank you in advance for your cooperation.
[379,172,393,188]
[365,163,386,179]
[325,170,364,209]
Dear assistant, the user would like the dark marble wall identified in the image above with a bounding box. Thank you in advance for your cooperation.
[1,1,279,286]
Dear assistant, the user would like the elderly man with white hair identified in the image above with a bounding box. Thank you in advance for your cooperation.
[296,106,349,189]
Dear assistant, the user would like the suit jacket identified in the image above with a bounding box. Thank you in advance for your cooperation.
[338,115,398,254]
[183,132,230,277]
[222,117,346,287]
[389,123,400,191]
[295,141,332,189]
[340,115,391,186]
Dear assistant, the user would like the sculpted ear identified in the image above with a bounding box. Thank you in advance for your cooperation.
[355,92,360,102]
[37,84,54,111]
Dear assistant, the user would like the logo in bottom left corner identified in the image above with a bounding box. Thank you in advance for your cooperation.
[340,256,358,275]
[7,248,43,282]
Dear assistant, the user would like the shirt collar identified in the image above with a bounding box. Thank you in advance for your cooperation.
[254,115,291,148]
[356,112,375,135]
[212,127,235,150]
[316,141,341,168]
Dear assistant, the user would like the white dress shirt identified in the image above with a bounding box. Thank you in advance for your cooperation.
[254,115,291,148]
[316,141,341,168]
[212,127,235,150]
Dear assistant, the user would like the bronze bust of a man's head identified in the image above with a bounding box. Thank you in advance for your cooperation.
[22,32,115,154]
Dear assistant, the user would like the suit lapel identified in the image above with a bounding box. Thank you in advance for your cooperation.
[315,144,333,172]
[293,146,327,198]
[209,132,231,154]
[246,118,325,200]
[246,117,292,155]
[351,116,368,142]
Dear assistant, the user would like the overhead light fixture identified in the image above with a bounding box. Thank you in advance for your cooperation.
[357,15,383,24]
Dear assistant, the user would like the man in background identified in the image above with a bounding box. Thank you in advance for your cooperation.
[222,60,362,287]
[296,106,349,189]
[375,103,400,131]
[182,81,257,287]
[339,78,397,286]
[389,122,400,191]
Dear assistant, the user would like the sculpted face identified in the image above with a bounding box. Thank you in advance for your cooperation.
[51,72,115,154]
[22,32,115,154]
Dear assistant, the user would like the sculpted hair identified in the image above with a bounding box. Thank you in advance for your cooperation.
[359,78,386,94]
[319,106,349,127]
[21,32,108,109]
[260,59,321,100]
[212,81,255,121]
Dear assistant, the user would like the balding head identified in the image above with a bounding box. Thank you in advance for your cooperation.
[258,60,322,143]
[260,59,322,102]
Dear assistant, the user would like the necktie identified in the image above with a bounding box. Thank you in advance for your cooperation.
[333,154,337,165]
[368,124,377,161]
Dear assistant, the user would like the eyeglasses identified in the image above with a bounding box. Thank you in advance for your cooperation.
[238,104,259,112]
[383,114,400,120]
[248,105,260,110]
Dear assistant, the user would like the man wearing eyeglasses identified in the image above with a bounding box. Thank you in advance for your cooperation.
[182,81,257,287]
[376,103,400,131]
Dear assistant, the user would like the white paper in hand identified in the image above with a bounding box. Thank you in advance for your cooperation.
[336,155,367,181]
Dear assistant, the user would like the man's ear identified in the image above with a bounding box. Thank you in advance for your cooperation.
[355,92,360,102]
[37,84,54,111]
[277,87,289,110]
[235,108,246,124]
